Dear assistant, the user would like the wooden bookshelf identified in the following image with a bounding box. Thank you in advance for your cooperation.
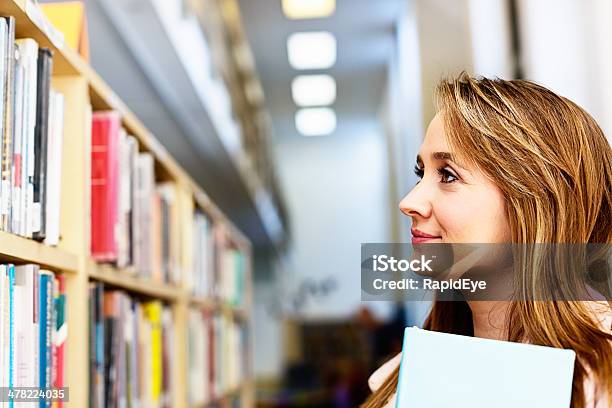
[0,0,255,406]
[88,262,183,302]
[0,230,78,272]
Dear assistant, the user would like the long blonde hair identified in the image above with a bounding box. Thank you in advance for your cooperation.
[363,74,612,408]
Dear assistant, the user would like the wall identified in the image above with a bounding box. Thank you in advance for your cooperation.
[274,122,393,320]
[517,0,612,143]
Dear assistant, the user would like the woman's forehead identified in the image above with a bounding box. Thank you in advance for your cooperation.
[420,114,451,156]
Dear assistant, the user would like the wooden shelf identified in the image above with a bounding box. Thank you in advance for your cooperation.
[190,296,250,319]
[220,302,250,320]
[0,230,78,272]
[191,384,247,408]
[0,0,250,249]
[88,262,182,301]
[190,296,216,310]
[1,1,255,406]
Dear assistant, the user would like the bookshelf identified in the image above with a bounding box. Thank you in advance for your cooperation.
[0,0,254,407]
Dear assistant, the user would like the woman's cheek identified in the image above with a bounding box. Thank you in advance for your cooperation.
[434,190,500,243]
[433,197,474,242]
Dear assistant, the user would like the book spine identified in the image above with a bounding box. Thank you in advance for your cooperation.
[91,112,121,261]
[95,283,105,408]
[43,92,63,247]
[134,154,155,278]
[0,265,5,390]
[32,265,40,392]
[11,45,23,236]
[52,275,65,408]
[1,18,15,232]
[8,264,14,408]
[15,39,38,239]
[38,271,53,408]
[33,48,52,240]
[143,301,162,404]
[116,129,128,269]
[0,18,7,220]
[126,137,137,269]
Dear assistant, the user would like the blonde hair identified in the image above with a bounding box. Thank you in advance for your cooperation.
[362,74,612,408]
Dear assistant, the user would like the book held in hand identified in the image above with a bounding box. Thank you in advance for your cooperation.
[396,327,575,408]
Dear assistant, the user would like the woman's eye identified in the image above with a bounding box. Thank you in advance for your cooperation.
[437,167,459,183]
[413,165,424,179]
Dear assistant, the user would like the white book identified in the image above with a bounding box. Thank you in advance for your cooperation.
[12,266,26,390]
[161,308,173,407]
[192,213,211,297]
[0,19,7,209]
[117,128,129,268]
[11,48,24,235]
[396,327,576,408]
[156,183,178,284]
[188,311,200,404]
[0,265,5,389]
[135,153,154,279]
[13,265,38,398]
[43,91,64,246]
[15,40,38,238]
[2,265,9,394]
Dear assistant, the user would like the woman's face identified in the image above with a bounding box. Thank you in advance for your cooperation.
[399,113,510,244]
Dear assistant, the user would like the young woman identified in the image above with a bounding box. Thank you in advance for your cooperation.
[362,74,612,408]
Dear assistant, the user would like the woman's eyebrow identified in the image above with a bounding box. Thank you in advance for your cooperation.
[432,151,453,161]
[432,151,470,171]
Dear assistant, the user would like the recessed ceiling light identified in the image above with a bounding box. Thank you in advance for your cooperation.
[291,75,336,107]
[282,0,335,20]
[287,31,336,70]
[295,108,337,136]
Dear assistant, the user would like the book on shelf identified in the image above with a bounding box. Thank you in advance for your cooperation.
[89,282,173,408]
[40,1,90,62]
[0,16,14,233]
[43,90,64,247]
[91,117,181,284]
[53,274,67,408]
[0,19,65,245]
[190,214,246,306]
[190,210,213,298]
[188,310,247,405]
[33,48,52,241]
[0,264,66,405]
[156,182,181,285]
[91,111,121,262]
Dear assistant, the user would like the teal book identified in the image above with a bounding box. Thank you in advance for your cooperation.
[38,271,54,408]
[7,264,14,408]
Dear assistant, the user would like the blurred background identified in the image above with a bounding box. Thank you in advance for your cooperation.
[42,0,612,406]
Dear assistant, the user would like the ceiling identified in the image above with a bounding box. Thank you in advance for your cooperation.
[237,0,403,142]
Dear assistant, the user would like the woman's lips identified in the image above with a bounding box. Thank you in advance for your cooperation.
[411,229,441,244]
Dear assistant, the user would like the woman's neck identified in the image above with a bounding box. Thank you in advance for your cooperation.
[467,301,511,340]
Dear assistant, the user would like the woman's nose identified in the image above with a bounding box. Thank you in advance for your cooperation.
[399,181,432,219]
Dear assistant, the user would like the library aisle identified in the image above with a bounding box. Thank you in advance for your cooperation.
[0,0,610,407]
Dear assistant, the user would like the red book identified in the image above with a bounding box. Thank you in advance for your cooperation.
[91,111,121,261]
[53,275,66,408]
